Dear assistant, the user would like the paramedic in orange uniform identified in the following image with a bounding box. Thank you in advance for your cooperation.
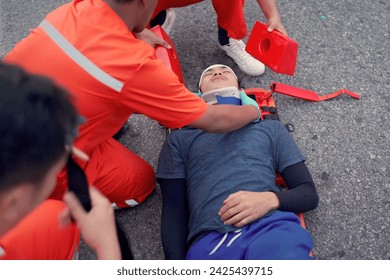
[0,63,120,260]
[150,0,287,76]
[4,0,260,209]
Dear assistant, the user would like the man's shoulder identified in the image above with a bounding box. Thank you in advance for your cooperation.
[259,119,283,127]
[168,126,201,136]
[246,120,289,141]
[253,120,285,131]
[164,126,203,143]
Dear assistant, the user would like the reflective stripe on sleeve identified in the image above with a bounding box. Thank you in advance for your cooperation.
[0,246,5,257]
[39,20,124,92]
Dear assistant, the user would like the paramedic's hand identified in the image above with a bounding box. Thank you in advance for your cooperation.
[239,91,261,123]
[218,191,279,227]
[62,187,121,260]
[267,17,287,36]
[135,28,172,49]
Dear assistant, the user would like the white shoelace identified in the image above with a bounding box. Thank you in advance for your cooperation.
[209,229,243,255]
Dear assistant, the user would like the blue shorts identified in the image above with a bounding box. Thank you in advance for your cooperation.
[186,211,314,260]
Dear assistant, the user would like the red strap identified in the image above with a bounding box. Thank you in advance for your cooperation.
[271,82,361,102]
[245,87,272,102]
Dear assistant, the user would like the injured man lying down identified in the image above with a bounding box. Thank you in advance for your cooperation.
[157,64,319,260]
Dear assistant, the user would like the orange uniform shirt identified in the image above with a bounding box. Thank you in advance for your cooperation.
[4,0,207,156]
[0,200,79,260]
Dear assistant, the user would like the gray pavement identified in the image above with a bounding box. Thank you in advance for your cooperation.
[1,0,389,260]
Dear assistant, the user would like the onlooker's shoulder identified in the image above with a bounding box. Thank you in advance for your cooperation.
[258,120,285,129]
[166,126,200,140]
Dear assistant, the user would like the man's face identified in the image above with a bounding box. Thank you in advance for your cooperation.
[0,154,67,236]
[199,65,239,93]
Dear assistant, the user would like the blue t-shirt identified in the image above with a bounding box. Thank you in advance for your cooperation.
[157,120,305,243]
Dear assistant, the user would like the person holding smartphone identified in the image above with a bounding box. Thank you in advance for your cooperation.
[0,63,120,260]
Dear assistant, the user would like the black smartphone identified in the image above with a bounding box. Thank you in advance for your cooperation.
[66,154,133,259]
[66,155,92,211]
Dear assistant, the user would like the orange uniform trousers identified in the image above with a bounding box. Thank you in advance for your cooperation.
[53,138,156,209]
[0,200,80,260]
[153,0,248,39]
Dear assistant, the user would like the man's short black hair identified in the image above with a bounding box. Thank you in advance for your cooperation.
[0,63,79,192]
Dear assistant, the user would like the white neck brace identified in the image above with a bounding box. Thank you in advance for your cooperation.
[201,87,241,104]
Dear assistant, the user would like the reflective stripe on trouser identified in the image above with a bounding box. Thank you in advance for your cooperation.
[152,0,247,39]
[0,200,80,260]
[186,211,314,260]
[54,138,156,208]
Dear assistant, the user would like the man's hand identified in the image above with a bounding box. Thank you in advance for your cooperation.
[135,28,171,49]
[256,0,288,36]
[61,187,121,260]
[267,16,288,36]
[218,191,279,227]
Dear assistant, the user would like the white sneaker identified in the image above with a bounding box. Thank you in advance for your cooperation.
[161,9,176,35]
[220,38,265,76]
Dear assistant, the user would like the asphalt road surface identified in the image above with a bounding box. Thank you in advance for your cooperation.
[1,0,389,260]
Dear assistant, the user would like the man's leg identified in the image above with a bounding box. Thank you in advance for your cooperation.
[85,138,156,208]
[152,0,203,18]
[212,0,248,40]
[151,0,246,39]
[212,0,265,76]
[187,211,313,260]
[187,230,246,260]
[151,0,204,33]
[244,211,314,260]
[151,0,264,76]
[0,200,80,260]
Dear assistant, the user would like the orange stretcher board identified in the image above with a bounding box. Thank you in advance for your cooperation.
[151,25,184,83]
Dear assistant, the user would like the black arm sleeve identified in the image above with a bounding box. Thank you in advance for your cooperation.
[277,161,319,213]
[158,178,188,260]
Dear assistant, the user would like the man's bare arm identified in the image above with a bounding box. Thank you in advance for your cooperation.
[189,104,259,133]
[257,0,287,35]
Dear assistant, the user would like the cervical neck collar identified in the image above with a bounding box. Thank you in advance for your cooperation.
[201,87,241,105]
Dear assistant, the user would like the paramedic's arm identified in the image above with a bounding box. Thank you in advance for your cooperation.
[122,58,259,133]
[219,162,318,227]
[159,178,188,260]
[63,187,121,260]
[190,104,259,133]
[257,0,287,35]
